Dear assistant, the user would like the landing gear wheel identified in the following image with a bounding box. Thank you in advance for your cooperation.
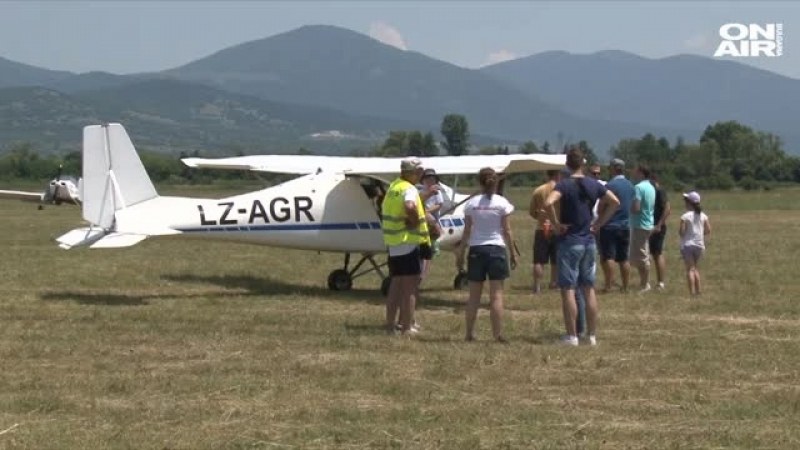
[380,277,391,297]
[453,271,469,290]
[327,269,353,291]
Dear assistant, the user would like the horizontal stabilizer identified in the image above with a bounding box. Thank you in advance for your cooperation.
[56,227,106,250]
[89,233,149,249]
[0,190,44,203]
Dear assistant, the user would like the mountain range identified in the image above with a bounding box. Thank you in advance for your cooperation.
[0,24,797,156]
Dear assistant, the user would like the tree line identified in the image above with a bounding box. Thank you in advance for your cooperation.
[1,115,798,191]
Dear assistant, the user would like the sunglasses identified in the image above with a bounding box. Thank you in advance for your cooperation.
[590,172,600,176]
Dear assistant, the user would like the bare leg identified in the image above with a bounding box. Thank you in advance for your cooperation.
[533,263,544,293]
[582,285,598,336]
[655,254,666,284]
[397,275,418,332]
[488,280,505,340]
[694,267,702,295]
[549,263,558,289]
[637,261,650,289]
[386,277,401,330]
[561,288,578,337]
[601,259,614,291]
[683,259,695,295]
[620,261,631,292]
[465,281,483,340]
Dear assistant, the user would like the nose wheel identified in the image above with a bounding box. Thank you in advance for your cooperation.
[327,252,389,293]
[327,269,353,291]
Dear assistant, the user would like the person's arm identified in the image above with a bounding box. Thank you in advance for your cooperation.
[528,191,540,220]
[679,217,687,238]
[704,215,712,237]
[501,213,517,270]
[403,200,420,228]
[631,185,642,214]
[543,190,563,233]
[591,190,620,233]
[455,216,472,272]
[655,198,671,231]
[426,193,443,215]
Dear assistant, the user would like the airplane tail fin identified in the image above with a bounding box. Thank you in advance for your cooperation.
[58,123,159,249]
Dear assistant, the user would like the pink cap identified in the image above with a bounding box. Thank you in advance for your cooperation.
[683,191,701,204]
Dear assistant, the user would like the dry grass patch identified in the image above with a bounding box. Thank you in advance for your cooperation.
[1,188,800,448]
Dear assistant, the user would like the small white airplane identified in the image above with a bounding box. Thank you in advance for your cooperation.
[0,167,82,209]
[56,123,565,293]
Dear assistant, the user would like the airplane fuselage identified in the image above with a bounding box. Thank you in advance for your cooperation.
[114,172,465,253]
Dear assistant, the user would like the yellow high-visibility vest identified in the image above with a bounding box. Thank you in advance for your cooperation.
[381,178,430,247]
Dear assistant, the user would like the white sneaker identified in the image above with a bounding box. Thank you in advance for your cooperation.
[639,283,652,294]
[559,335,579,347]
[587,335,597,346]
[656,282,665,291]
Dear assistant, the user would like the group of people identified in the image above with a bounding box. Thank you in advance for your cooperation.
[381,149,712,344]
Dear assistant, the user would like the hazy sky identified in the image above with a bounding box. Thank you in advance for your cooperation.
[1,1,797,78]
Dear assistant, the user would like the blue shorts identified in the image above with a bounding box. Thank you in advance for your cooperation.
[598,227,630,262]
[557,241,597,289]
[467,245,510,282]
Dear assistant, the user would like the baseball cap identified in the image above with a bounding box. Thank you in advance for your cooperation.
[400,157,423,172]
[422,168,438,179]
[610,158,625,168]
[683,191,701,204]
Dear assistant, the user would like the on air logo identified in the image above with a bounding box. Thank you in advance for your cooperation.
[714,23,784,57]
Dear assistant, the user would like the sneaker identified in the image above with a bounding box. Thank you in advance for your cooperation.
[638,283,652,294]
[587,335,597,346]
[656,282,666,291]
[559,335,579,347]
[496,336,510,344]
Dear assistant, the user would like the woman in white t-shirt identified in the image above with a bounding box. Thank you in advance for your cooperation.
[678,191,712,297]
[456,168,517,342]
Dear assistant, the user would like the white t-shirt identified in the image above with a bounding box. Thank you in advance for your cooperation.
[680,211,708,249]
[388,186,422,257]
[592,179,607,222]
[425,191,444,217]
[464,194,515,247]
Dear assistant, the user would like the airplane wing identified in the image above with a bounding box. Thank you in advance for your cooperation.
[0,189,44,203]
[182,154,567,175]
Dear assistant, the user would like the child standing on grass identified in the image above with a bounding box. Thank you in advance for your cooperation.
[678,191,712,297]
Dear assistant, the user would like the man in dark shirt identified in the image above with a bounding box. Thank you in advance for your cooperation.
[544,147,620,346]
[649,174,671,290]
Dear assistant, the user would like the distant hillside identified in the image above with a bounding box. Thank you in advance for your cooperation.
[481,51,800,153]
[0,80,436,154]
[0,56,72,89]
[166,25,689,151]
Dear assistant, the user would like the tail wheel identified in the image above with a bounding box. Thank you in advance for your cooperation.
[453,271,469,290]
[327,269,353,291]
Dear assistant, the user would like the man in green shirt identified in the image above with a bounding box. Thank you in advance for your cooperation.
[631,165,656,293]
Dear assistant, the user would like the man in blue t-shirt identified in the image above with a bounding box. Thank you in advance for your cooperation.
[544,147,620,347]
[631,165,656,293]
[597,158,635,293]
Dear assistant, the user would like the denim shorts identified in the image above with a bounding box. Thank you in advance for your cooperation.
[467,245,509,282]
[557,241,597,288]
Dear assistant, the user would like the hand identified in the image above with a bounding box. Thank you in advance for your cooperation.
[651,224,662,234]
[510,254,518,270]
[556,223,569,235]
[455,253,465,272]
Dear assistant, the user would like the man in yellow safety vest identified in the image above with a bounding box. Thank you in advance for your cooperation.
[381,157,431,335]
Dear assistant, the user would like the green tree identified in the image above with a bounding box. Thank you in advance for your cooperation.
[440,114,469,156]
[520,141,540,154]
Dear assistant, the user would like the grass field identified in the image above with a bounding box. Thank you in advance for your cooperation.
[1,186,800,449]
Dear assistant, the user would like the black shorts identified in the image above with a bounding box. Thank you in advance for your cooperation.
[598,227,630,262]
[467,245,509,282]
[388,247,422,276]
[533,229,557,265]
[648,226,667,256]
